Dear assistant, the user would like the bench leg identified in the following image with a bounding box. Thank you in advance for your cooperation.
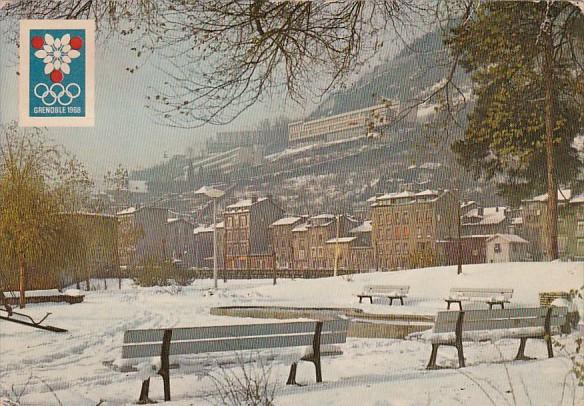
[311,357,322,383]
[515,337,533,361]
[370,296,373,304]
[426,344,440,369]
[546,335,554,358]
[456,342,465,368]
[389,298,393,305]
[447,301,451,310]
[138,378,155,404]
[400,297,404,305]
[286,362,298,385]
[359,296,363,303]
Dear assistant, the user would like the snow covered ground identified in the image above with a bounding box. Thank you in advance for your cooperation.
[1,262,583,405]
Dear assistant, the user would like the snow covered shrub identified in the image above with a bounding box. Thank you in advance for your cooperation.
[208,355,277,406]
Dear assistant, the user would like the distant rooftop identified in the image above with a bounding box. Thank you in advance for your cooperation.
[271,216,302,227]
[326,236,357,244]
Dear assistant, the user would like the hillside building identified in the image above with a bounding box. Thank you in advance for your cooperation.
[288,103,397,145]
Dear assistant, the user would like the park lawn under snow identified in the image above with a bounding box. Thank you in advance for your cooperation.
[0,262,583,405]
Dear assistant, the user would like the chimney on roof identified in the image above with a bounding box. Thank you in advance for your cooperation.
[478,207,484,216]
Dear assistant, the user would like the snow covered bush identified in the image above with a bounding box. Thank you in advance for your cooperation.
[131,259,193,288]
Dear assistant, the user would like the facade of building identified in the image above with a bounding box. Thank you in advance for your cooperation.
[485,234,529,263]
[223,196,284,270]
[192,222,225,269]
[370,190,459,269]
[436,235,488,266]
[166,218,196,267]
[117,206,169,266]
[521,189,572,260]
[288,103,397,145]
[325,237,375,271]
[270,216,304,269]
[290,214,358,270]
[558,196,584,260]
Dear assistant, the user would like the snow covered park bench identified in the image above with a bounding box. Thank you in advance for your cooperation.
[356,285,410,305]
[423,306,568,369]
[445,287,513,310]
[120,318,349,403]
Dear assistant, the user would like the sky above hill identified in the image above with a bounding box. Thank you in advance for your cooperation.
[0,18,415,180]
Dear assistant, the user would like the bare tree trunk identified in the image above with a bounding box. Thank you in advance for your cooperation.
[543,24,559,261]
[18,255,26,309]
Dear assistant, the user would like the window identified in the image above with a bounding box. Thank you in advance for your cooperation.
[403,212,409,224]
[394,242,400,253]
[417,227,422,238]
[395,212,400,225]
[403,226,410,238]
[386,214,392,225]
[226,217,232,228]
[494,243,502,253]
[577,221,584,237]
[577,238,584,253]
[558,236,568,254]
[240,215,247,227]
[394,227,401,239]
[233,216,239,227]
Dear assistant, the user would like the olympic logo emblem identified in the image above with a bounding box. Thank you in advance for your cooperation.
[33,83,81,106]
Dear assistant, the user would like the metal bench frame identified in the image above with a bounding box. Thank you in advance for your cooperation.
[357,285,410,305]
[121,319,349,403]
[445,287,513,310]
[426,306,567,369]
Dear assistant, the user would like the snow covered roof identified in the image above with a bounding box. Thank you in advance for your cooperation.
[525,189,572,202]
[326,236,356,244]
[350,221,372,234]
[487,234,528,244]
[369,190,441,205]
[167,218,180,224]
[193,222,224,234]
[226,197,267,209]
[116,207,137,215]
[311,213,335,220]
[570,193,584,204]
[271,216,302,227]
[292,223,309,232]
[511,217,523,225]
[461,201,476,209]
[462,207,507,225]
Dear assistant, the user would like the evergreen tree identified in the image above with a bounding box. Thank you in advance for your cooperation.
[448,1,584,260]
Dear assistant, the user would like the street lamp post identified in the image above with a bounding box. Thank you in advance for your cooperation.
[196,186,225,289]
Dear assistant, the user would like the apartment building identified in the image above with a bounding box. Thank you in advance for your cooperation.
[288,103,397,145]
[117,206,169,266]
[223,196,284,270]
[270,216,304,269]
[291,214,358,270]
[192,222,224,269]
[521,189,572,260]
[370,190,459,269]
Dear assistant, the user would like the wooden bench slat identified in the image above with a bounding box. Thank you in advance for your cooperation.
[433,307,567,333]
[124,319,348,344]
[122,331,348,359]
[449,288,513,300]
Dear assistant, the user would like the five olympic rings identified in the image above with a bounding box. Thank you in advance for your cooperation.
[33,83,81,106]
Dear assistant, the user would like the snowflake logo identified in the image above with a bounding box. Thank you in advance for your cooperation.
[31,33,83,83]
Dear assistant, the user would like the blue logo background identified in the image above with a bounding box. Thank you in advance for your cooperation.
[29,29,86,117]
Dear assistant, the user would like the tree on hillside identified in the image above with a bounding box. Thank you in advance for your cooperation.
[0,122,91,307]
[447,1,584,260]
